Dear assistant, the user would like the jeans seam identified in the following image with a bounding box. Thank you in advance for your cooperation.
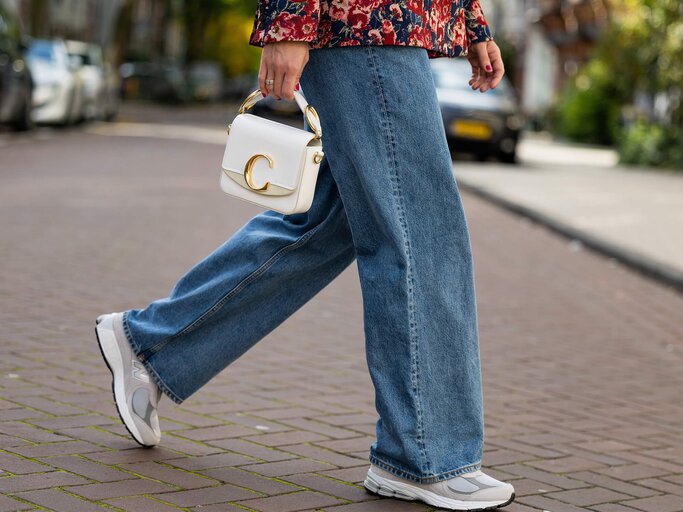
[139,200,341,361]
[366,46,429,474]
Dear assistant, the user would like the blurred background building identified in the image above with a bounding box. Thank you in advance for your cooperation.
[482,0,610,119]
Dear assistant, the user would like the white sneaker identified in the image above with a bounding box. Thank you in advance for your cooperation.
[95,312,162,447]
[364,463,515,511]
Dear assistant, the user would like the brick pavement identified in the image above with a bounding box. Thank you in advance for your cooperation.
[1,128,682,511]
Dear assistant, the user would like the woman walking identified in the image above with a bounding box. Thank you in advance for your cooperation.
[95,0,515,509]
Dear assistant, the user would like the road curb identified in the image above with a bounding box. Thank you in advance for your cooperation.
[459,180,683,295]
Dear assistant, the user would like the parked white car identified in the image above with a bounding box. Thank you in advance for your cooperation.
[26,39,85,125]
[65,40,114,120]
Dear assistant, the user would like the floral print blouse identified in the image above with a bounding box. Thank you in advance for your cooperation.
[249,0,494,59]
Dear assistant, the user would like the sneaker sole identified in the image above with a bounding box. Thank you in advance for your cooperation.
[364,470,515,511]
[95,316,156,448]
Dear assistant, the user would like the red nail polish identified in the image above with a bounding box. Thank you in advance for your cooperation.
[262,92,266,97]
[295,83,300,91]
[485,64,492,72]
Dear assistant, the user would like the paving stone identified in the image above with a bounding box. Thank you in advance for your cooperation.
[0,494,34,511]
[546,486,632,506]
[313,437,375,454]
[592,505,650,512]
[324,498,430,511]
[599,464,672,482]
[0,453,50,475]
[7,441,103,457]
[14,488,112,511]
[243,430,331,447]
[38,455,133,483]
[239,458,337,477]
[633,478,683,496]
[84,447,183,465]
[0,422,71,444]
[283,473,380,502]
[276,418,361,439]
[166,452,258,471]
[505,477,560,497]
[118,461,219,489]
[104,496,188,512]
[518,494,589,511]
[494,464,586,490]
[189,504,253,512]
[569,471,660,498]
[207,438,296,462]
[277,443,367,468]
[65,478,177,500]
[318,466,370,484]
[0,471,90,493]
[622,494,683,512]
[176,424,263,441]
[526,455,608,473]
[237,490,346,512]
[29,414,115,430]
[201,466,302,495]
[156,484,259,507]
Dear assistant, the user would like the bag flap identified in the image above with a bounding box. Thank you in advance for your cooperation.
[222,113,318,191]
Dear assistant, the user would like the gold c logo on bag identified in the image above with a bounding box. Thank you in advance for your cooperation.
[244,154,273,191]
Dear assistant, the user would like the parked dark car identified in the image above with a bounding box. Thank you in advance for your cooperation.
[430,57,524,163]
[0,5,33,130]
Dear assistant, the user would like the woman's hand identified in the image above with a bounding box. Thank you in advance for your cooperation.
[259,41,310,101]
[466,40,505,93]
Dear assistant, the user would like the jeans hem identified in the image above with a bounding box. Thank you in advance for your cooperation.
[368,453,482,484]
[122,311,185,405]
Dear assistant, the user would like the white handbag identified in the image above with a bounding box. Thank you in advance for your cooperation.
[220,87,324,215]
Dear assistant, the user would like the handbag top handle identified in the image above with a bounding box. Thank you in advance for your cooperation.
[237,88,322,140]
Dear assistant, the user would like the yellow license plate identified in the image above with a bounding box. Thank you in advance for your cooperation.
[450,120,492,140]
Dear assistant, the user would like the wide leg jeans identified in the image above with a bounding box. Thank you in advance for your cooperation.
[123,45,485,484]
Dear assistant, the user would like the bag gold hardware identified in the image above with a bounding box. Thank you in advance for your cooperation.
[243,154,273,192]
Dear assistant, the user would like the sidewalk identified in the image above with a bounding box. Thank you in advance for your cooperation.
[1,114,683,511]
[454,133,683,291]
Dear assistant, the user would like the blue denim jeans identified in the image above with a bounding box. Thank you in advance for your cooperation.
[123,45,484,484]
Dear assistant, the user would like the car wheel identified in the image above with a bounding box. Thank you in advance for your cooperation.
[12,91,34,132]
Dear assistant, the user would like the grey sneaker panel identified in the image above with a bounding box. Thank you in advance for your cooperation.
[446,477,480,494]
[132,387,155,425]
[446,475,499,495]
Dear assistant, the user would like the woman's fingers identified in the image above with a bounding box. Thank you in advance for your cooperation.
[467,41,505,93]
[281,70,300,101]
[271,67,286,100]
[259,42,309,101]
[488,47,505,90]
[258,58,269,97]
[474,42,493,92]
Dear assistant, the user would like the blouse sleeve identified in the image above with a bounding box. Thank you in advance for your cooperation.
[463,0,494,45]
[249,0,321,47]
